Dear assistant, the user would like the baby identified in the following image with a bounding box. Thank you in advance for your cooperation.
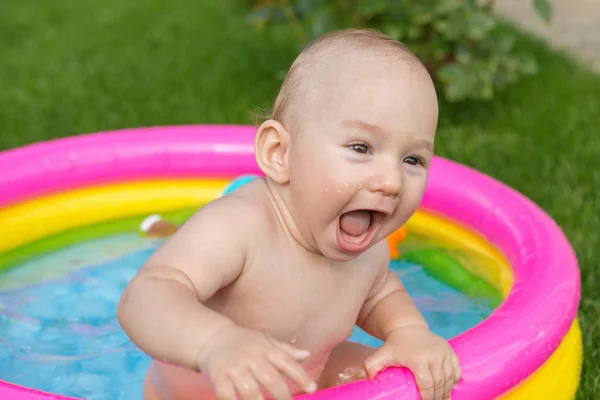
[118,29,461,400]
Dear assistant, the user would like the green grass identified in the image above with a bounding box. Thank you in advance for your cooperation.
[0,0,598,398]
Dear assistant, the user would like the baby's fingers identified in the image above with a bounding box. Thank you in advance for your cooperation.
[251,362,294,400]
[442,357,455,400]
[430,361,445,400]
[231,369,265,400]
[268,351,317,395]
[271,339,311,361]
[413,363,436,400]
[212,377,238,400]
[451,352,462,384]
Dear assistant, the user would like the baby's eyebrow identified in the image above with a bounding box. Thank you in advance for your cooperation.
[342,120,384,135]
[411,139,434,152]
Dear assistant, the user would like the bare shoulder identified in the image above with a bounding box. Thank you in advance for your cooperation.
[185,181,271,238]
[138,179,272,301]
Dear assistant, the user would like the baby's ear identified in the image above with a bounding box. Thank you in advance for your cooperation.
[254,119,291,184]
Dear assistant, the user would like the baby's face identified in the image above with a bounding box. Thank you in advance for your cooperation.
[285,54,438,261]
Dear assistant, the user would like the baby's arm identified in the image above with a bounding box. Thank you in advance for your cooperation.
[356,249,428,338]
[356,245,461,400]
[118,196,248,369]
[118,196,316,399]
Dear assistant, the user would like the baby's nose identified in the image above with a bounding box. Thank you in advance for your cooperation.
[366,169,401,196]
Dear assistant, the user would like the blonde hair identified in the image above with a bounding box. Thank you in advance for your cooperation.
[263,28,424,132]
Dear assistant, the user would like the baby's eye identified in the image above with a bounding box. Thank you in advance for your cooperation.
[403,156,425,166]
[349,143,370,154]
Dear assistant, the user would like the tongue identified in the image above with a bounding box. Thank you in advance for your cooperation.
[340,211,371,236]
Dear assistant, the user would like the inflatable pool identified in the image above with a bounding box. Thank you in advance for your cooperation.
[0,125,582,399]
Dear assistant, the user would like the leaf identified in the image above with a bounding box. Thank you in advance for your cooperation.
[518,54,539,75]
[533,0,552,24]
[307,7,335,39]
[434,14,467,40]
[432,0,462,15]
[455,48,472,64]
[383,23,405,40]
[496,34,516,55]
[407,24,423,40]
[356,0,389,19]
[481,81,494,100]
[297,0,329,16]
[437,64,477,102]
[247,7,274,30]
[466,12,496,41]
[429,35,452,62]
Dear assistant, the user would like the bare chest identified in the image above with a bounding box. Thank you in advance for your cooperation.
[208,250,378,351]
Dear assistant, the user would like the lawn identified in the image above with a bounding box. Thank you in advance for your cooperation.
[1,0,598,398]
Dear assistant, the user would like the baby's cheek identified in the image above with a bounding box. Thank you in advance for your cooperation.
[405,175,427,201]
[398,186,424,219]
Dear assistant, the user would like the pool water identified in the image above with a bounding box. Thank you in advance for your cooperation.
[0,234,494,400]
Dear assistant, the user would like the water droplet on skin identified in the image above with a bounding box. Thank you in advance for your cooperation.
[290,336,297,344]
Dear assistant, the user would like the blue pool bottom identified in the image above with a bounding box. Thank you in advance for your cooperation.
[0,234,493,399]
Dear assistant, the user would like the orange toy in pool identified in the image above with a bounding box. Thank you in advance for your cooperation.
[387,226,408,259]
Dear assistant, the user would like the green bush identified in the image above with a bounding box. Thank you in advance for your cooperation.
[241,0,552,102]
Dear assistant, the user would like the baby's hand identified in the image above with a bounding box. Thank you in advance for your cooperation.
[196,325,317,400]
[364,325,461,400]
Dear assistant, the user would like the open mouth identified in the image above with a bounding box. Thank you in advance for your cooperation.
[336,209,387,253]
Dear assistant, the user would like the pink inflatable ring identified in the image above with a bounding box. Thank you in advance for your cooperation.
[0,125,582,399]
